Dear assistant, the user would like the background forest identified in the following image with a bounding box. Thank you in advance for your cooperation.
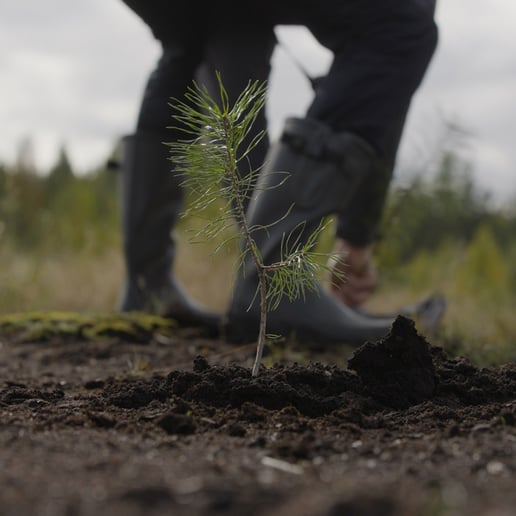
[1,135,515,365]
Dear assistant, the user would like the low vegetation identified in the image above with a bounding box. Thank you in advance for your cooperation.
[1,131,516,365]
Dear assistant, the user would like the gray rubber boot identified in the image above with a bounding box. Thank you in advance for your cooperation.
[118,132,221,334]
[226,117,397,346]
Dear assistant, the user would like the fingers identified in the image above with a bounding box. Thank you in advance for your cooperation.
[330,265,378,307]
[327,238,378,308]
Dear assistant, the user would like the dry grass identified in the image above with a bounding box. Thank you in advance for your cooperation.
[174,233,235,311]
[1,234,515,365]
[0,234,235,316]
[0,247,122,314]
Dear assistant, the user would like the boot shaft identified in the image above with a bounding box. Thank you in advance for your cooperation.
[119,132,184,277]
[227,117,396,345]
[246,117,379,270]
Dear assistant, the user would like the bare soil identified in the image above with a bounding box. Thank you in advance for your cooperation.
[0,314,514,516]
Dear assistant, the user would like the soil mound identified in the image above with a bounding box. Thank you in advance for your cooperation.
[348,315,436,408]
[101,316,515,416]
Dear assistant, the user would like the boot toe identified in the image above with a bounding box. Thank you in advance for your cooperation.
[226,288,395,347]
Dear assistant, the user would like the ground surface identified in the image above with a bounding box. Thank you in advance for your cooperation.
[0,313,515,516]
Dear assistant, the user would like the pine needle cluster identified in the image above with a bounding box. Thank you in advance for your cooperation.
[168,73,341,376]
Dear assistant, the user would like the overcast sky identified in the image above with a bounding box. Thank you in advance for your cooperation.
[1,1,515,204]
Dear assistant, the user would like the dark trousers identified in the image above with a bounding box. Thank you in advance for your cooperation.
[122,0,276,173]
[121,0,438,240]
[123,0,436,160]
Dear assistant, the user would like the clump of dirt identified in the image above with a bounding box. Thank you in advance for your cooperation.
[164,358,362,417]
[432,346,516,405]
[348,315,436,408]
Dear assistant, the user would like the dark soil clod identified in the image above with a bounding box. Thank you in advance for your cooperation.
[157,412,197,435]
[348,315,437,408]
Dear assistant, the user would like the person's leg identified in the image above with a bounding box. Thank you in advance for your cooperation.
[226,117,397,344]
[197,23,276,210]
[305,0,438,245]
[122,0,206,133]
[308,1,438,314]
[226,1,441,343]
[118,1,220,331]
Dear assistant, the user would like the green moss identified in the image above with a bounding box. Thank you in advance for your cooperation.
[0,311,176,343]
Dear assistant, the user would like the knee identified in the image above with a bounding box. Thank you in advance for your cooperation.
[147,44,200,90]
[408,0,439,64]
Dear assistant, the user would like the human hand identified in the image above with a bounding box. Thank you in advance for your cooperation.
[327,238,378,308]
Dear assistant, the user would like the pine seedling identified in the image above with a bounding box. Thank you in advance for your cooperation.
[168,73,342,377]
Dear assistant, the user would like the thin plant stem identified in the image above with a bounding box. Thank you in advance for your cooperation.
[220,114,267,377]
[169,74,344,377]
[254,256,269,377]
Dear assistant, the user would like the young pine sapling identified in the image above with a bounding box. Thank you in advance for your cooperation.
[168,74,342,377]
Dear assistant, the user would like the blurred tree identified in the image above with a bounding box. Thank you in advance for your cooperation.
[0,162,6,203]
[39,144,120,253]
[453,224,510,300]
[0,139,120,253]
[3,138,47,249]
[0,161,6,242]
[46,145,74,199]
[377,148,490,271]
[15,137,37,175]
